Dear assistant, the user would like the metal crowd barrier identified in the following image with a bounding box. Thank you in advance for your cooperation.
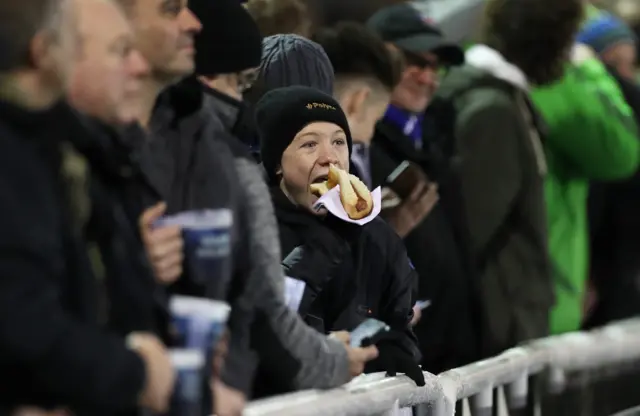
[244,318,640,416]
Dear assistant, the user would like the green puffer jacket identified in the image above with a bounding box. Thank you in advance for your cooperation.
[531,50,639,334]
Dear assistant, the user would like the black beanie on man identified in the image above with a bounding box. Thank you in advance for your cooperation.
[189,0,262,75]
[256,86,353,184]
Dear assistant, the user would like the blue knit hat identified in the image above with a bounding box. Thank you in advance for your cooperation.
[577,12,637,55]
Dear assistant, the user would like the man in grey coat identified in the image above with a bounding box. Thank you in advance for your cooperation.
[115,0,378,412]
[186,0,379,401]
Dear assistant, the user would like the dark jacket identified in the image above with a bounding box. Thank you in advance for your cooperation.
[587,69,640,328]
[77,119,169,340]
[270,186,421,368]
[0,100,146,415]
[139,83,257,403]
[434,46,553,353]
[370,117,485,372]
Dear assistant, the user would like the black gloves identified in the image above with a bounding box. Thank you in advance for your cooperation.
[363,339,426,387]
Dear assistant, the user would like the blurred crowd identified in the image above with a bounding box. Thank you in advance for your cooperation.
[0,0,639,415]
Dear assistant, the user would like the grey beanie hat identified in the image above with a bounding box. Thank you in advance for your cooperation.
[259,34,335,95]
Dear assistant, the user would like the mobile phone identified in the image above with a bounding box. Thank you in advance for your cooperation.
[385,161,426,200]
[350,318,390,347]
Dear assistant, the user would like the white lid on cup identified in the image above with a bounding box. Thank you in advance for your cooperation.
[190,209,233,229]
[170,348,205,370]
[159,209,233,230]
[170,295,231,322]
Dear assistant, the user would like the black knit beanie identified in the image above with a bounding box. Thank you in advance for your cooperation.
[256,86,352,184]
[189,0,262,75]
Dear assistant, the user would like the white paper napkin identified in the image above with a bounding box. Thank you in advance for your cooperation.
[414,300,431,310]
[284,277,306,311]
[312,185,382,225]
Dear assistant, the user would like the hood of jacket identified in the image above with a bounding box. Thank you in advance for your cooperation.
[436,45,528,99]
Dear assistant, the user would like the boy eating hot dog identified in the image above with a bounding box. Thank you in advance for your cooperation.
[256,85,425,386]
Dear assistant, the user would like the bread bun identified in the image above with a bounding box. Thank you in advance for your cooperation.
[309,165,374,219]
[329,165,373,220]
[326,167,339,189]
[310,182,330,196]
[348,173,373,218]
[310,169,339,196]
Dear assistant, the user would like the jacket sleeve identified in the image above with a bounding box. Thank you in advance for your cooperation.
[219,192,258,395]
[227,158,351,392]
[379,224,421,361]
[0,158,145,411]
[220,289,257,395]
[455,96,523,255]
[535,58,640,180]
[609,66,640,129]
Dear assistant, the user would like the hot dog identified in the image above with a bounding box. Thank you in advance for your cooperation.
[309,182,331,196]
[310,165,374,219]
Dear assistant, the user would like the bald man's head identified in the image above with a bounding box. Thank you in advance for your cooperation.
[73,0,128,49]
[67,0,149,124]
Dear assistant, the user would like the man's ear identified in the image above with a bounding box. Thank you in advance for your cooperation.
[344,86,371,119]
[29,31,55,70]
[197,75,214,85]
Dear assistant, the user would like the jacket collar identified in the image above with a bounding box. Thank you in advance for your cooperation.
[465,45,529,91]
[383,105,422,144]
[151,76,203,131]
[375,119,430,165]
[0,98,78,139]
[202,85,241,132]
[270,185,317,228]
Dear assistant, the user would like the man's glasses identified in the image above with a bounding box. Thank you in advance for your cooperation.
[237,70,259,93]
[401,49,440,71]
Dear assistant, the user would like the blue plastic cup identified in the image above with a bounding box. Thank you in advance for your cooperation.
[170,295,230,351]
[157,209,234,299]
[168,349,205,416]
[183,210,233,298]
